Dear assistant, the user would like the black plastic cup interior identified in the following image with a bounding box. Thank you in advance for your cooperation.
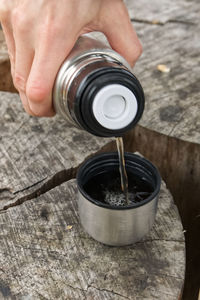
[77,152,161,210]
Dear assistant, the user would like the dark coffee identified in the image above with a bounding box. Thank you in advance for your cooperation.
[116,137,129,204]
[83,170,153,207]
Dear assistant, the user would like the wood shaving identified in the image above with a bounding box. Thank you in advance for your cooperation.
[157,64,170,73]
[66,225,72,230]
[151,19,160,24]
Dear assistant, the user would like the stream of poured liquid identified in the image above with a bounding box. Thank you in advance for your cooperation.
[115,137,129,205]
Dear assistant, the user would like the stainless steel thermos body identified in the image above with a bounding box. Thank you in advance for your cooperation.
[53,36,145,137]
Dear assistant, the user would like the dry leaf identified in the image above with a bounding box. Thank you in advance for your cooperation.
[66,225,72,230]
[157,64,170,73]
[151,19,160,24]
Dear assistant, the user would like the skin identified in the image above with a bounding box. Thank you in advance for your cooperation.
[0,0,142,117]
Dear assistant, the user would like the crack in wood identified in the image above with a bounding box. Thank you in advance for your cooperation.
[0,167,77,212]
[0,140,116,213]
[13,177,48,195]
[63,283,87,295]
[66,282,131,299]
[0,187,14,202]
[136,238,185,244]
[13,244,77,256]
[0,188,12,193]
[131,18,196,26]
[0,268,5,273]
[168,110,188,137]
[88,285,131,299]
[151,273,184,281]
[35,291,49,300]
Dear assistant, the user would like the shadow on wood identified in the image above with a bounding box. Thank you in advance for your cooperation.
[124,125,200,300]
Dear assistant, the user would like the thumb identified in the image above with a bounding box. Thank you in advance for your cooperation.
[102,4,142,67]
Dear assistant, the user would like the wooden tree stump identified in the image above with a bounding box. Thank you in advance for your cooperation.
[123,1,200,299]
[0,92,185,299]
[2,0,199,297]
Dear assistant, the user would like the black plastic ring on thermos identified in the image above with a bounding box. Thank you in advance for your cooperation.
[74,67,145,137]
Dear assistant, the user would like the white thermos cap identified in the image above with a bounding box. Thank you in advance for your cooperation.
[92,84,138,130]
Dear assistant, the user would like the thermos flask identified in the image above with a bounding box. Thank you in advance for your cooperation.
[53,36,145,137]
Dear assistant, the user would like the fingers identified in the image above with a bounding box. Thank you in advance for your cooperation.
[19,91,36,116]
[13,26,34,92]
[26,31,77,116]
[12,23,36,114]
[0,2,15,58]
[1,0,142,119]
[0,1,80,117]
[1,22,15,76]
[101,2,142,67]
[1,11,32,117]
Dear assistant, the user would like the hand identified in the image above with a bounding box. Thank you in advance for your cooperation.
[0,0,142,117]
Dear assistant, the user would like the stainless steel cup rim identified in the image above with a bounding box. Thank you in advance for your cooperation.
[77,152,161,210]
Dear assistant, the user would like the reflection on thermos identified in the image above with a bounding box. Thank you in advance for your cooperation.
[53,36,145,137]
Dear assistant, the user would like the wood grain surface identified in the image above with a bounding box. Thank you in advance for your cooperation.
[0,92,185,299]
[124,1,200,298]
[2,0,199,297]
[129,0,200,145]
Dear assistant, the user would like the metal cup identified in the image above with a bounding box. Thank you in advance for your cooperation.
[77,152,161,246]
